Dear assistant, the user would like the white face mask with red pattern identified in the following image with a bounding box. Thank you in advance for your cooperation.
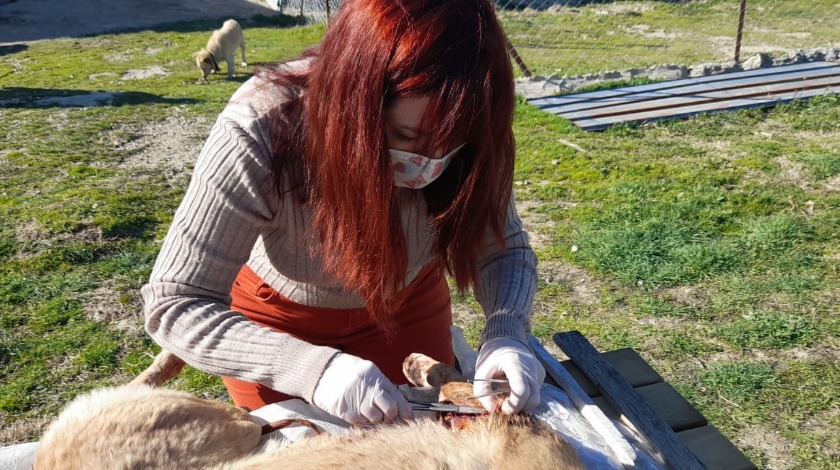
[390,143,465,189]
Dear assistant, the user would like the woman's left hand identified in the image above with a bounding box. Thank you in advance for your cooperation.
[473,337,546,413]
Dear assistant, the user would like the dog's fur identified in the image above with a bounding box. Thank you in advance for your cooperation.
[195,19,246,80]
[232,412,584,469]
[32,386,261,470]
[33,350,584,469]
[33,386,584,469]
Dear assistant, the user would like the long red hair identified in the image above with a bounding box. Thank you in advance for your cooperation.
[262,0,515,331]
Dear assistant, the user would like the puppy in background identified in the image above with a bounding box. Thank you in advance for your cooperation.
[195,19,247,81]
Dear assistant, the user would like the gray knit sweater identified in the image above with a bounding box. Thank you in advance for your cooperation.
[141,75,539,403]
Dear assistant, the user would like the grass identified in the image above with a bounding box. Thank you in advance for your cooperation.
[2,8,839,470]
[0,14,320,440]
[499,0,840,76]
[511,94,840,469]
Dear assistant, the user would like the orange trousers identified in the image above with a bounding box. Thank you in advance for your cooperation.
[222,263,455,410]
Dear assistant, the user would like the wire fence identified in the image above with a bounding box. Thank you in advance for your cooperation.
[267,0,339,25]
[495,0,840,79]
[273,0,839,80]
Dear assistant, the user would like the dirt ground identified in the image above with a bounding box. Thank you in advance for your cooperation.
[0,0,279,45]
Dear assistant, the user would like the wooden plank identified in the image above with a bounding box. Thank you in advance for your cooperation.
[554,331,707,470]
[573,84,840,130]
[545,67,840,115]
[634,382,709,432]
[558,75,840,120]
[592,382,708,432]
[527,62,839,108]
[544,66,840,114]
[528,62,838,107]
[679,426,757,470]
[634,383,707,432]
[561,348,663,397]
[529,61,837,108]
[528,336,637,467]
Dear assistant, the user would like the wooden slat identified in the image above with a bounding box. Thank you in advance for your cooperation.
[560,348,663,397]
[679,426,757,470]
[554,331,707,470]
[591,382,708,432]
[573,84,840,130]
[559,75,840,120]
[549,67,840,115]
[529,336,638,466]
[634,383,707,432]
[527,62,838,108]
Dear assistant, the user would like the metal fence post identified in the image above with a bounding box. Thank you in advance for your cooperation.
[734,0,748,63]
[325,0,331,27]
[504,33,532,78]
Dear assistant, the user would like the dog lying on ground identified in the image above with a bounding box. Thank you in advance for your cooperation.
[194,19,247,81]
[32,386,262,470]
[32,351,585,469]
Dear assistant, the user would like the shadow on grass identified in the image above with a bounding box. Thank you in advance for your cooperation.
[0,43,27,57]
[0,87,199,108]
[97,14,306,37]
[102,217,160,239]
[199,75,252,85]
[1,6,306,44]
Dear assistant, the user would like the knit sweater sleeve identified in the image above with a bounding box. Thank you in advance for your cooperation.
[141,115,339,402]
[473,196,539,346]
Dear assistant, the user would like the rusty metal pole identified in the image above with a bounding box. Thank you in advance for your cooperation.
[734,0,747,63]
[503,32,532,78]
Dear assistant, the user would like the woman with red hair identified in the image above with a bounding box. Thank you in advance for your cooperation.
[142,0,545,426]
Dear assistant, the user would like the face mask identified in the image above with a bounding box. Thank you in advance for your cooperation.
[390,144,465,189]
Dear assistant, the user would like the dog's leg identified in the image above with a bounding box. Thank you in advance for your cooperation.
[240,40,247,67]
[129,349,186,387]
[226,56,236,79]
[402,353,465,388]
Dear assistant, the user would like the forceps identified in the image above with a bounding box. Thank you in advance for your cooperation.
[407,400,486,415]
[469,378,511,399]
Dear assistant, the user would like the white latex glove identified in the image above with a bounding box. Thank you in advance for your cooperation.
[312,353,412,426]
[473,337,546,414]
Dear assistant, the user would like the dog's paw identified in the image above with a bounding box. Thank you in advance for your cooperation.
[241,62,247,66]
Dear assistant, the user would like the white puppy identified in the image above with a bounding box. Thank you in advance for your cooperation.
[195,19,247,81]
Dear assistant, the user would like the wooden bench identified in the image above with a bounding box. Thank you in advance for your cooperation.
[532,331,756,470]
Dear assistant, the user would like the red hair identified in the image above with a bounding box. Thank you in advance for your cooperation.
[262,0,514,331]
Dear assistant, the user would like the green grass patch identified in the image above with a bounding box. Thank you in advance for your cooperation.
[791,152,840,180]
[715,310,819,350]
[510,80,839,467]
[701,362,778,405]
[0,16,323,434]
[660,331,723,359]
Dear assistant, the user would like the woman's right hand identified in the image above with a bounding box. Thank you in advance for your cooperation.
[312,353,412,426]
